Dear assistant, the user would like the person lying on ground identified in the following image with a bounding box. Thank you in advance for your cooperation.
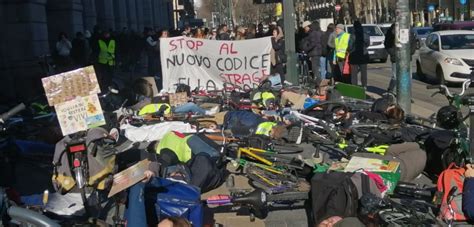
[137,94,220,117]
[280,79,330,110]
[222,110,288,139]
[333,104,405,129]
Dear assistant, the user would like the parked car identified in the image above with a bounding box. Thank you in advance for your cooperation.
[378,23,392,35]
[346,24,388,63]
[412,27,433,49]
[416,30,474,83]
[433,21,474,31]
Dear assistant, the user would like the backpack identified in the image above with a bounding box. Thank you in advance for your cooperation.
[52,128,116,193]
[311,172,359,225]
[436,163,467,221]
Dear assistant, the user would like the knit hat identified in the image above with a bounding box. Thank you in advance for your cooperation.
[336,24,345,30]
[302,21,312,28]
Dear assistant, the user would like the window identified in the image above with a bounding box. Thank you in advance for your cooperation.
[429,35,440,50]
[440,34,474,50]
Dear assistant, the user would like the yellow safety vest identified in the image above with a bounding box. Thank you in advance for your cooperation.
[98,39,115,66]
[255,122,277,136]
[335,33,350,59]
[253,91,275,108]
[156,131,192,162]
[138,103,171,116]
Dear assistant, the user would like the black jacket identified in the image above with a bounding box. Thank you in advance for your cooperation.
[349,32,370,65]
[320,30,333,57]
[218,32,231,41]
[300,28,323,57]
[272,37,286,64]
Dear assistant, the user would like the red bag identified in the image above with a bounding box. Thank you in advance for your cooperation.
[342,55,351,76]
[436,163,467,221]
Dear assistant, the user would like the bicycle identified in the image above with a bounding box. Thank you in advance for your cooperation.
[297,52,312,88]
[426,77,473,168]
[206,188,308,221]
[225,144,309,194]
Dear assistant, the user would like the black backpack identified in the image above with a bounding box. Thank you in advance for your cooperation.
[311,172,359,225]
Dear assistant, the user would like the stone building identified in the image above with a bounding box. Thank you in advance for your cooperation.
[0,0,174,102]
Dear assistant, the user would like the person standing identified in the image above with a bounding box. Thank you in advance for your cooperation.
[256,23,266,38]
[246,24,257,39]
[96,30,115,90]
[320,24,334,81]
[182,25,192,37]
[71,32,90,67]
[326,24,337,81]
[144,27,159,83]
[300,21,323,83]
[55,32,72,70]
[217,24,231,40]
[349,21,370,88]
[271,27,286,82]
[333,24,351,83]
[208,29,218,40]
[156,29,169,91]
[194,28,205,39]
[385,24,397,93]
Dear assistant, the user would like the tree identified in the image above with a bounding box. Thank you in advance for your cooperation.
[197,0,276,27]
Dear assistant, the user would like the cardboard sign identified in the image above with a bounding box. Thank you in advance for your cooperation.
[344,156,400,173]
[169,92,188,107]
[55,94,105,135]
[160,37,272,91]
[42,66,101,106]
[108,159,150,198]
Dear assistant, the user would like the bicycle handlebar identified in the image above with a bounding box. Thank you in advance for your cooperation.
[426,80,471,99]
[0,103,26,123]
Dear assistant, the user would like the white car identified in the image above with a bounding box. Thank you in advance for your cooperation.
[346,24,388,63]
[416,30,474,83]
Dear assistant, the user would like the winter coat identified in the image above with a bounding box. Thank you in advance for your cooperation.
[384,29,397,63]
[218,32,231,41]
[463,178,474,220]
[321,30,333,57]
[271,37,286,65]
[349,32,370,65]
[300,28,323,57]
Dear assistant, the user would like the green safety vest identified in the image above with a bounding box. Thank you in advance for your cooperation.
[138,103,171,116]
[255,122,277,136]
[98,39,115,66]
[335,33,350,59]
[156,131,192,163]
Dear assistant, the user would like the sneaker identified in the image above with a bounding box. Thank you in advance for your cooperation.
[205,105,220,115]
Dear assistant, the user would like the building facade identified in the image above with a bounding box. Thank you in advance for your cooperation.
[0,0,174,102]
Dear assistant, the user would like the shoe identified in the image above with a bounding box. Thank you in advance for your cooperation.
[205,105,220,115]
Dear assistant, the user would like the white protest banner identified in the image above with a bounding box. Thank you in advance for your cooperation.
[160,37,272,91]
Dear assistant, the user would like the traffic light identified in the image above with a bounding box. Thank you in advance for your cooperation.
[253,0,281,4]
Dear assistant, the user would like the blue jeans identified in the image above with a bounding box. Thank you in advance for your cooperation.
[174,102,206,115]
[320,57,327,80]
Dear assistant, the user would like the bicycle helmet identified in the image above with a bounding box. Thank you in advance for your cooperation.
[436,105,462,129]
